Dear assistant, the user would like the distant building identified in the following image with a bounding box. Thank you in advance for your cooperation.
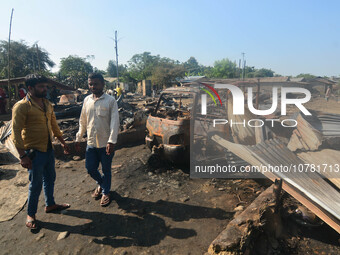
[104,77,132,92]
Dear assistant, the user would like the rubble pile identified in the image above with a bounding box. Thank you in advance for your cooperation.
[57,118,79,141]
[54,104,82,119]
[118,101,148,131]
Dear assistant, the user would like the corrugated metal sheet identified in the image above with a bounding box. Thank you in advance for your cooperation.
[288,113,340,151]
[212,135,340,226]
[318,113,340,137]
[0,121,19,163]
[298,149,340,189]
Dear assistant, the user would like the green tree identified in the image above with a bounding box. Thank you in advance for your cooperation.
[254,68,274,77]
[128,52,160,81]
[183,57,203,76]
[151,61,186,88]
[0,40,55,79]
[93,67,106,76]
[106,60,128,79]
[207,58,237,78]
[59,55,93,89]
[296,73,316,79]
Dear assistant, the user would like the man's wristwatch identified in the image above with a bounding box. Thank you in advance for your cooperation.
[20,154,27,159]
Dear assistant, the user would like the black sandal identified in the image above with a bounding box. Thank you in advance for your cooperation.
[26,218,38,230]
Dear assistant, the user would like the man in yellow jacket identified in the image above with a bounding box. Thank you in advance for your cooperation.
[114,86,122,97]
[12,74,71,230]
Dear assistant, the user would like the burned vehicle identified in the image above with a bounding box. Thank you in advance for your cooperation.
[145,87,197,164]
[145,85,237,166]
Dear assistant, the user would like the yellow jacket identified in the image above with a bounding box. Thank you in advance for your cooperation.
[114,87,122,97]
[11,93,63,152]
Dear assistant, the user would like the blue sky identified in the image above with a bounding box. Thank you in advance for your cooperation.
[0,0,339,76]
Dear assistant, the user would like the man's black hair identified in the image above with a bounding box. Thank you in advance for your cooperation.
[88,72,105,84]
[25,74,49,88]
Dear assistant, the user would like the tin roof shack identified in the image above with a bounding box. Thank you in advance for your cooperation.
[105,77,133,92]
[0,77,74,100]
[179,76,207,86]
[304,77,337,95]
[0,77,75,118]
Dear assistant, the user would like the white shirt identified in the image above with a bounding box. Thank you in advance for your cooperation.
[76,93,119,148]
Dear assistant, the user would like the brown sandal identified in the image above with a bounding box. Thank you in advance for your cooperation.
[91,186,102,200]
[45,203,71,213]
[100,194,111,207]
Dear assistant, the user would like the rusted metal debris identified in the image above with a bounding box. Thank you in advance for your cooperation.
[145,87,194,164]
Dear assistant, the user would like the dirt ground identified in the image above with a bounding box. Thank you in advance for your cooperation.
[0,143,264,255]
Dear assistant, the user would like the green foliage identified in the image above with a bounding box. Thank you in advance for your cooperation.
[59,55,93,89]
[106,60,133,82]
[93,67,106,76]
[151,61,186,88]
[128,52,161,81]
[253,68,274,77]
[296,73,316,79]
[207,58,237,78]
[105,52,186,88]
[0,40,55,79]
[183,57,205,76]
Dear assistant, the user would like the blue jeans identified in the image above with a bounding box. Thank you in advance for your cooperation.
[85,146,114,195]
[27,149,56,217]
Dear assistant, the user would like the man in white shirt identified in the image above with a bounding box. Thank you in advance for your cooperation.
[75,73,119,206]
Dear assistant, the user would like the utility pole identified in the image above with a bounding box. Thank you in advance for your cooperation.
[239,59,241,79]
[114,30,119,87]
[241,52,245,80]
[244,60,246,79]
[8,8,14,103]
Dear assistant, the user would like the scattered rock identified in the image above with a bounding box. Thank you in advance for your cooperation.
[234,205,244,212]
[218,187,225,191]
[57,231,69,240]
[63,163,72,169]
[180,197,190,202]
[73,156,81,161]
[36,233,45,241]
